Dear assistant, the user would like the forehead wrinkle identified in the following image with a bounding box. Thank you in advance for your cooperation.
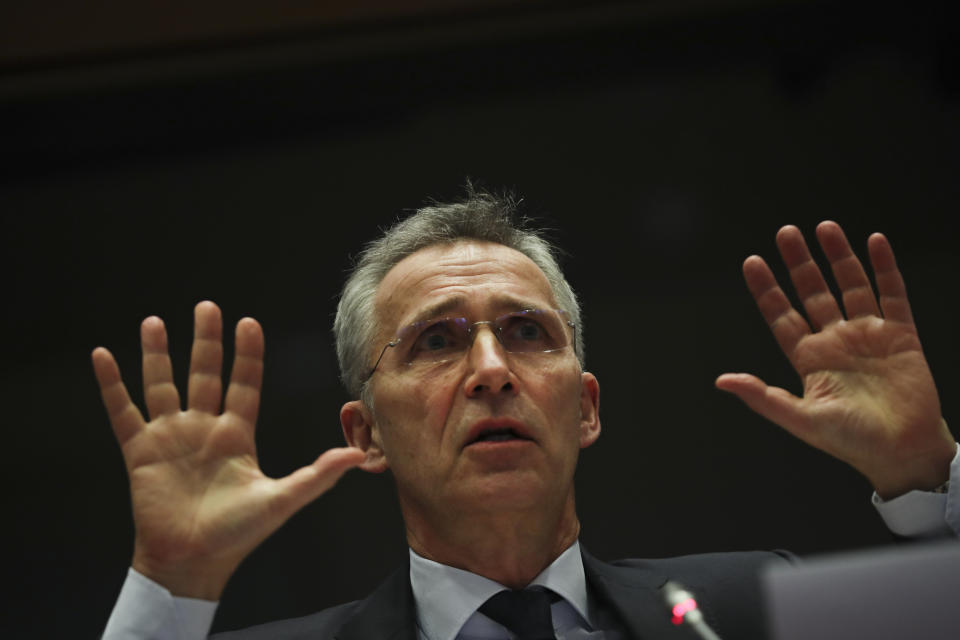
[405,293,551,328]
[373,241,557,343]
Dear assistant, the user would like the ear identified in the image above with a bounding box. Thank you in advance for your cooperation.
[578,372,601,449]
[340,400,389,473]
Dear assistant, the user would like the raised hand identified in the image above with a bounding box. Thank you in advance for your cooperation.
[92,301,365,599]
[716,222,955,499]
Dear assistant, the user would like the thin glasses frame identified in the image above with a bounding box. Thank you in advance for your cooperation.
[364,308,576,383]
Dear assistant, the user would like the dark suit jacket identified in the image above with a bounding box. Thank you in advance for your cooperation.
[212,548,792,640]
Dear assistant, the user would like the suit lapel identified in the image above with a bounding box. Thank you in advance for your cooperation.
[334,559,418,640]
[581,548,703,640]
[332,548,708,640]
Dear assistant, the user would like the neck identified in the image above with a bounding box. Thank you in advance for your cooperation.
[402,492,580,589]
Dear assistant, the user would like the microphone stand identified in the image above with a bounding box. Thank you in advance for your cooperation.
[661,580,724,640]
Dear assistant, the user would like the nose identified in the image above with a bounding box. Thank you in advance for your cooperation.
[462,324,518,398]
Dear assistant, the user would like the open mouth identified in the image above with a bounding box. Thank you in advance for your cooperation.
[471,428,529,444]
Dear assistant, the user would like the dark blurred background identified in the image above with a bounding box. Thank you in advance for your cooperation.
[1,0,957,635]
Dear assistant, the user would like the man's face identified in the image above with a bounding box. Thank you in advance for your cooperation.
[344,240,600,535]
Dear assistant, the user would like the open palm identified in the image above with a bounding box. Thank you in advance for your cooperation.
[93,302,364,598]
[717,222,954,499]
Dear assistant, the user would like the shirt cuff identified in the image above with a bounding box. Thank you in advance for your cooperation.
[102,568,218,640]
[872,443,960,538]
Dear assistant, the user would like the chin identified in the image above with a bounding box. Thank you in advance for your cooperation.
[464,469,560,510]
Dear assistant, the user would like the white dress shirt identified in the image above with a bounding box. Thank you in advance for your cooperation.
[409,540,605,640]
[102,444,960,640]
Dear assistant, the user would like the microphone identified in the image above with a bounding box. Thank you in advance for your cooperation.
[660,580,724,640]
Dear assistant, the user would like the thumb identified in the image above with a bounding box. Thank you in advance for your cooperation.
[274,447,367,518]
[715,373,809,439]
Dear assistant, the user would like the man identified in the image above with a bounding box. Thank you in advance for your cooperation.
[99,188,958,639]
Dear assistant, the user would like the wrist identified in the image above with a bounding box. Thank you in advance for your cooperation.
[871,431,956,501]
[132,549,237,601]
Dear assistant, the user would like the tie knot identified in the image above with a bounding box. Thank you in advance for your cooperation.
[478,588,557,639]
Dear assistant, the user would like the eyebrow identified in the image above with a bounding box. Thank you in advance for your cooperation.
[401,294,549,330]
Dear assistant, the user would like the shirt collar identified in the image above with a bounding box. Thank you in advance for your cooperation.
[408,540,591,640]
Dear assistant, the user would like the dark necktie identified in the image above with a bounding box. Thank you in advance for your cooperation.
[478,588,557,640]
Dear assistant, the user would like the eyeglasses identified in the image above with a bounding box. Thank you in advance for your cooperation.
[365,308,575,381]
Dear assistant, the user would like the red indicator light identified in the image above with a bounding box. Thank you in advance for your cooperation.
[671,597,697,625]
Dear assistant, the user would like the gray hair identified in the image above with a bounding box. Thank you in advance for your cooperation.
[334,186,584,401]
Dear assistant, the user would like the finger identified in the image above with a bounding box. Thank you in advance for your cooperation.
[272,447,366,519]
[224,317,265,427]
[92,347,147,445]
[775,225,844,329]
[715,373,812,440]
[815,221,881,319]
[141,316,181,419]
[187,301,224,413]
[742,255,811,358]
[867,232,916,327]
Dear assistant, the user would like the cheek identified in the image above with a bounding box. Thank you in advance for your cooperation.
[374,374,459,450]
[534,367,586,434]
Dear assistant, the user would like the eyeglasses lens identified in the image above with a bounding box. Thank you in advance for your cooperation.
[397,309,571,365]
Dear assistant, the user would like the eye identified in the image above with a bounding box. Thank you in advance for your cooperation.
[501,315,554,351]
[406,319,467,361]
[515,320,543,341]
[422,331,450,351]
